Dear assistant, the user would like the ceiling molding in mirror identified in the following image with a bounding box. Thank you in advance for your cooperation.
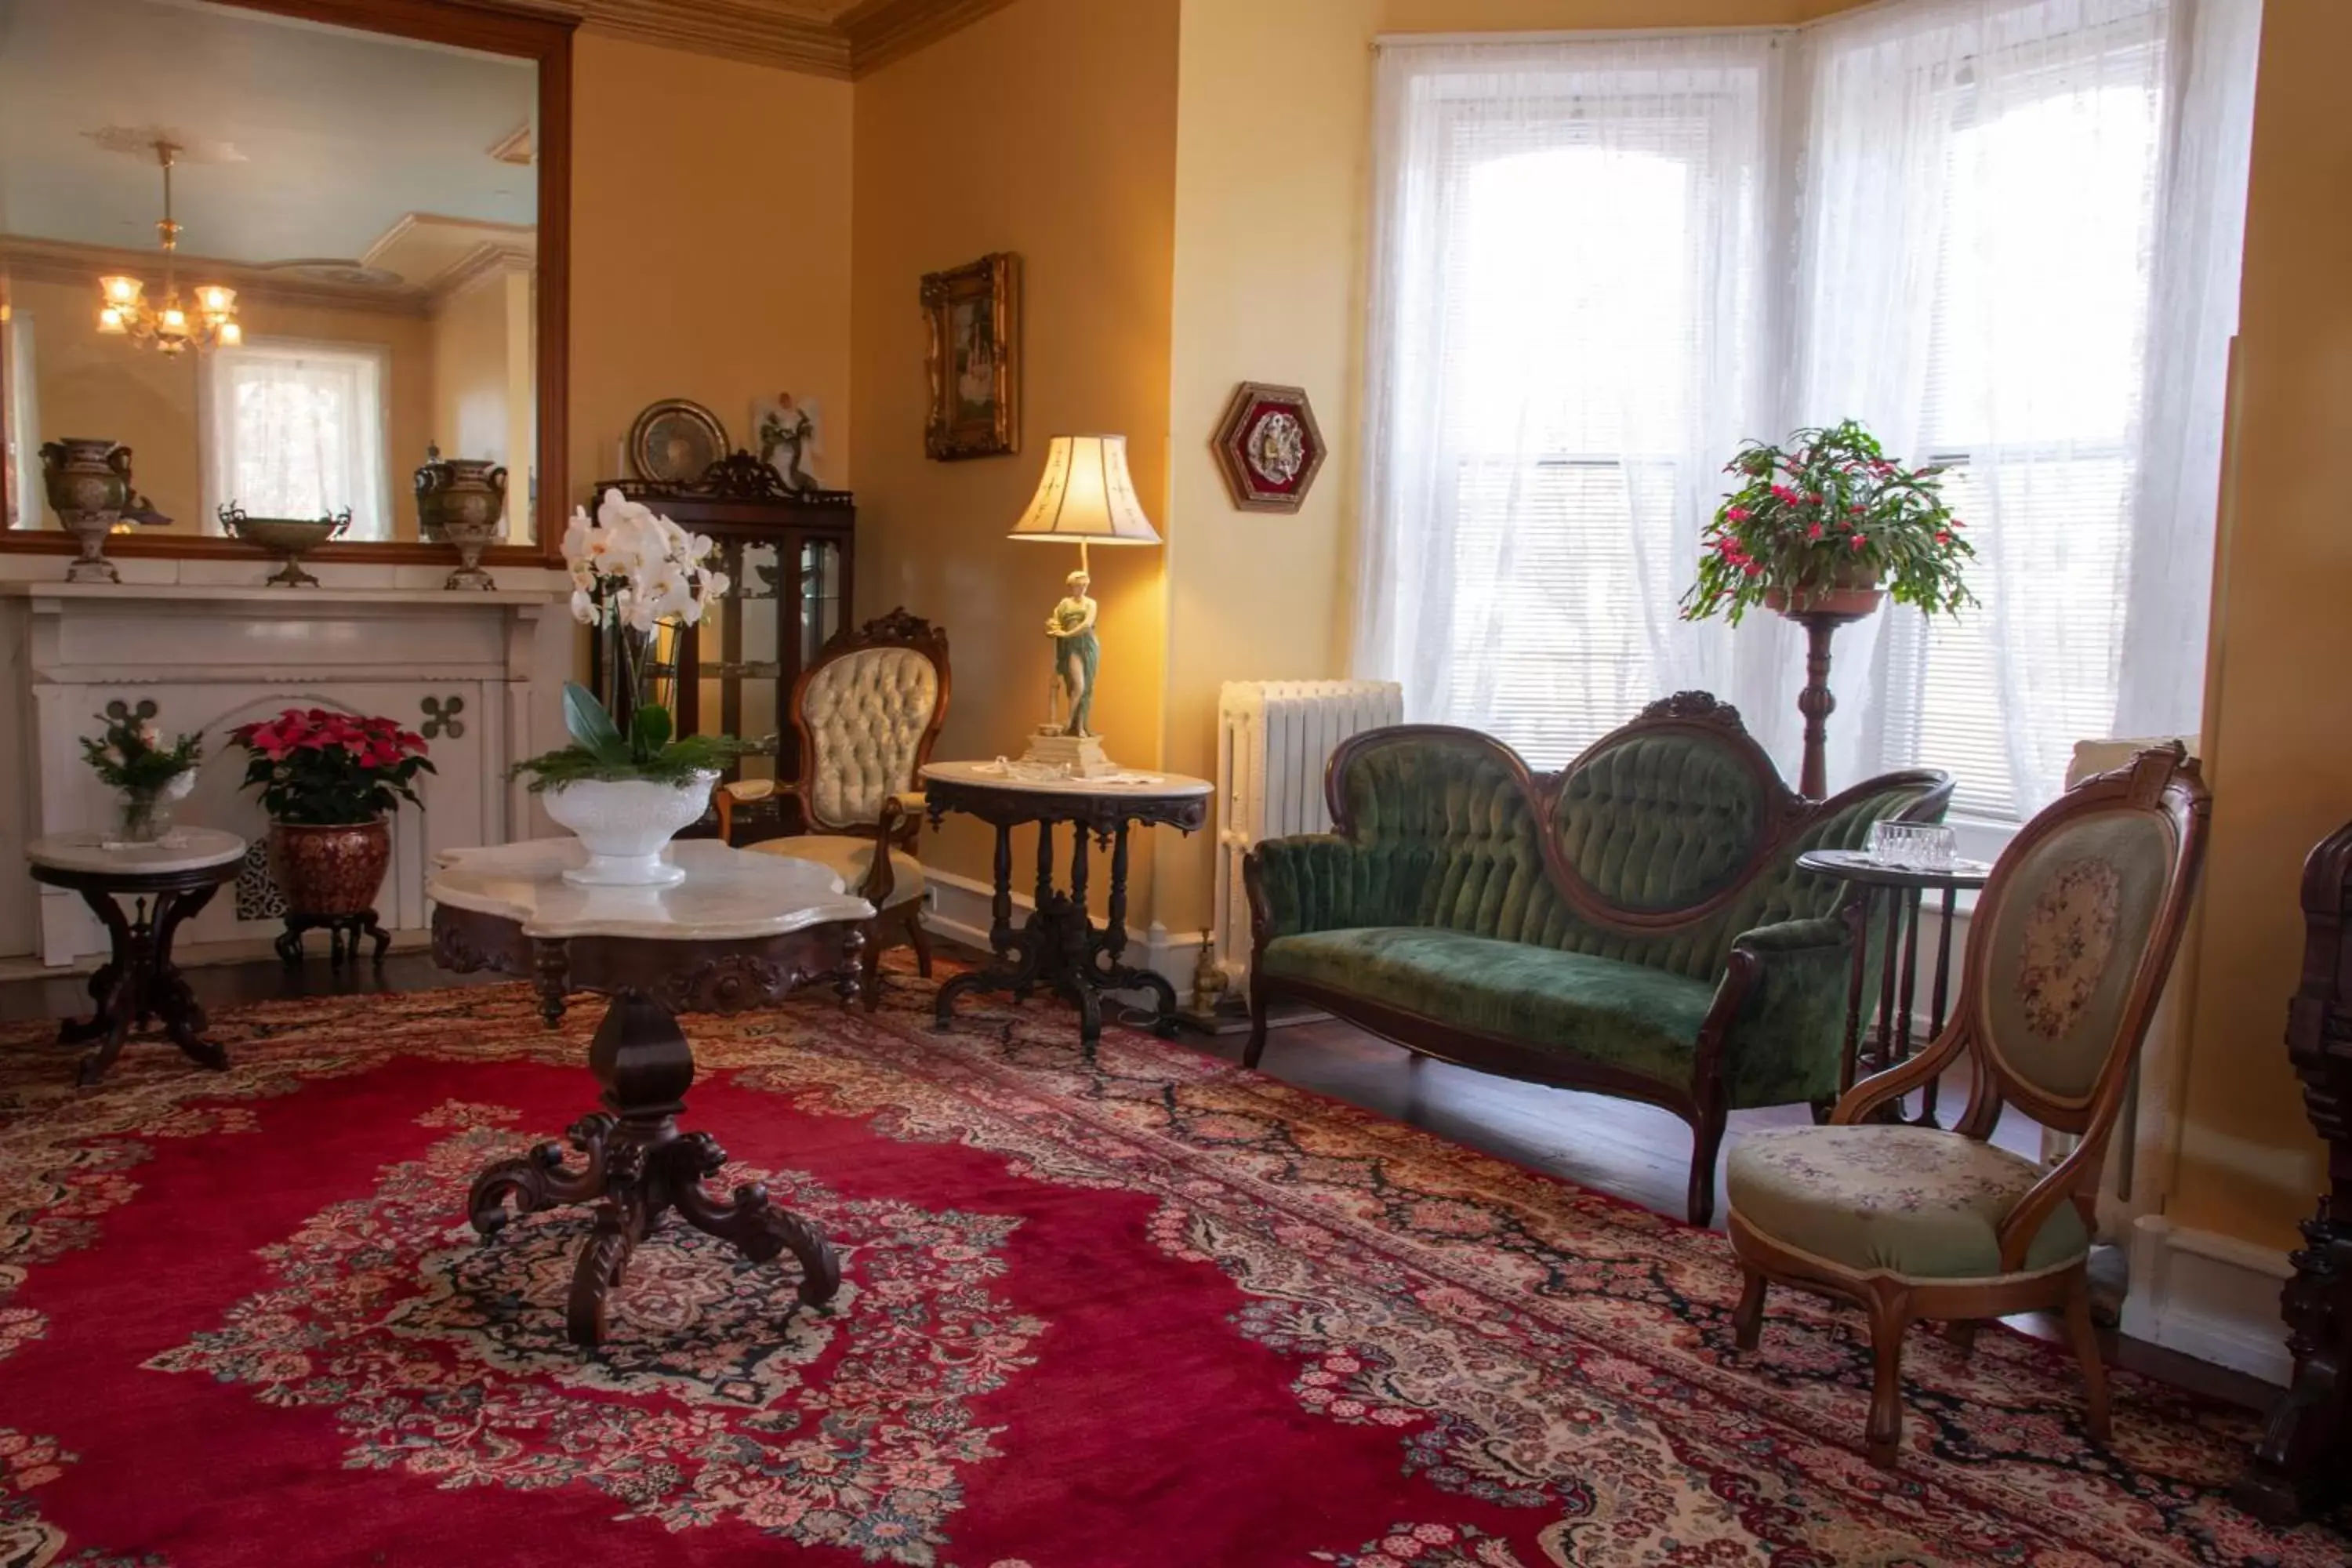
[0,0,572,566]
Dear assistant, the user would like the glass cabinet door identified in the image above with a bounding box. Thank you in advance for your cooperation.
[800,535,844,666]
[695,536,784,782]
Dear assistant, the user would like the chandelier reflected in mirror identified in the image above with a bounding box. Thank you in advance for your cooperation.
[96,138,241,354]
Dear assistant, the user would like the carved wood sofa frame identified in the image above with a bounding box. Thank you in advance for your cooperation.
[1242,692,1953,1225]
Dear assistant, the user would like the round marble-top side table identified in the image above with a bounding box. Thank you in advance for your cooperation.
[1796,847,1991,1126]
[27,828,246,1086]
[427,837,874,1347]
[919,760,1213,1051]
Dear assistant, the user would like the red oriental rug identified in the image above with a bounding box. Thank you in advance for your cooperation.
[0,971,2343,1567]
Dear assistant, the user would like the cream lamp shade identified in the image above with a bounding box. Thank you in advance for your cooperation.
[1007,435,1160,567]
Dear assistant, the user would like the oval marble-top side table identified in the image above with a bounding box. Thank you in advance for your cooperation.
[428,837,874,1347]
[919,761,1213,1051]
[27,828,245,1085]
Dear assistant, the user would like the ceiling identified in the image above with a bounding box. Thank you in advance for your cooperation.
[0,0,536,269]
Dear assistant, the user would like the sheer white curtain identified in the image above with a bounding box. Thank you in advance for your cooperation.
[1802,0,2259,816]
[1353,34,1782,766]
[200,338,390,540]
[1354,0,2259,815]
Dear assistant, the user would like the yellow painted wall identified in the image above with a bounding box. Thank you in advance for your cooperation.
[430,268,514,469]
[850,0,1181,902]
[2162,2,2348,1251]
[568,33,854,502]
[12,273,432,537]
[1152,0,1847,938]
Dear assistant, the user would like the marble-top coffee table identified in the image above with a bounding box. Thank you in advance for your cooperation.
[428,837,873,1346]
[27,828,246,1085]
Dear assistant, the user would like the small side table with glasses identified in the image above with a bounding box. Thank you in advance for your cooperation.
[920,760,1213,1050]
[1797,844,1990,1126]
[26,828,247,1085]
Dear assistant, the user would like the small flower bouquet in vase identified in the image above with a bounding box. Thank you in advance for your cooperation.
[81,706,203,846]
[228,710,434,919]
[515,488,746,887]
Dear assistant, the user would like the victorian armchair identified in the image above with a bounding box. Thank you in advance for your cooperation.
[1725,744,2210,1468]
[716,608,949,1007]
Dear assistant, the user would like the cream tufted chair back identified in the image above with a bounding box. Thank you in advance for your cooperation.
[791,612,949,831]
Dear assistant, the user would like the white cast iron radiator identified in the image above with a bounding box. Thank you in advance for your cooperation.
[1214,679,1404,985]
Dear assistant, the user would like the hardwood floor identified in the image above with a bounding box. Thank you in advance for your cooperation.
[0,947,2277,1416]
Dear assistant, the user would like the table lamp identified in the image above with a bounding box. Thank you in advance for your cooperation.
[1008,434,1160,777]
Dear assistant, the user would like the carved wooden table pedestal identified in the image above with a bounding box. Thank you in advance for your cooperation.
[27,829,246,1085]
[429,839,873,1348]
[920,761,1212,1051]
[2239,820,2352,1521]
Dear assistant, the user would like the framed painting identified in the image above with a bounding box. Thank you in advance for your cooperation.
[921,252,1019,461]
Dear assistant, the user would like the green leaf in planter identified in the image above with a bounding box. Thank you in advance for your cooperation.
[562,681,630,764]
[630,703,673,758]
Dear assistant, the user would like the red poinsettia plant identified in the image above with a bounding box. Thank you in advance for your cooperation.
[228,708,434,826]
[1681,419,1977,626]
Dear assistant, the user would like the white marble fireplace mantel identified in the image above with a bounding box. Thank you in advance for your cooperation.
[0,580,575,966]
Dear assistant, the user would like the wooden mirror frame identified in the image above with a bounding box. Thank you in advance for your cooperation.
[0,0,572,568]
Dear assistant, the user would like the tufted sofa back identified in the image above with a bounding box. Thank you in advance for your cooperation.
[1326,701,1950,982]
[797,644,943,829]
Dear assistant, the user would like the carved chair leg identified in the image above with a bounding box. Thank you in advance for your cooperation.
[907,906,935,977]
[2063,1269,2112,1443]
[1732,1270,1766,1351]
[1944,1319,1979,1356]
[1686,1101,1728,1229]
[1242,980,1270,1070]
[1864,1283,1914,1468]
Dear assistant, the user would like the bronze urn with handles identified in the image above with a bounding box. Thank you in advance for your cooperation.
[413,442,508,591]
[39,437,157,583]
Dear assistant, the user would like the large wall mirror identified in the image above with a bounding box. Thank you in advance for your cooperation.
[0,0,569,564]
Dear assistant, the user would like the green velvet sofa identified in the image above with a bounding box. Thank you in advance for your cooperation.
[1242,692,1952,1225]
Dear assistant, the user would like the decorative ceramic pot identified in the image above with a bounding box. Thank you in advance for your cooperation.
[542,772,718,888]
[268,819,392,916]
[38,437,147,585]
[413,444,507,591]
[107,771,197,847]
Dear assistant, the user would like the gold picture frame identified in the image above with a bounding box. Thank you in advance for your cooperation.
[921,252,1020,461]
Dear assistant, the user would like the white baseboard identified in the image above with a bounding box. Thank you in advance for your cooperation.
[923,868,1200,992]
[2120,1214,2294,1385]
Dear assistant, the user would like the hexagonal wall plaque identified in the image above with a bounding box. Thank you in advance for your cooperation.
[1212,382,1325,514]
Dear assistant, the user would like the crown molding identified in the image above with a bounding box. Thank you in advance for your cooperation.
[512,0,1004,81]
[535,0,851,77]
[839,0,1018,75]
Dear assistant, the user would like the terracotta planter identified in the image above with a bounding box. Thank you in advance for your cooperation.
[1764,571,1886,619]
[268,819,391,916]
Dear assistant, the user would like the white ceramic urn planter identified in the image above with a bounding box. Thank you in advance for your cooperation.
[541,772,719,887]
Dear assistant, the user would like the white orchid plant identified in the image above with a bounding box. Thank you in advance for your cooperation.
[513,488,751,793]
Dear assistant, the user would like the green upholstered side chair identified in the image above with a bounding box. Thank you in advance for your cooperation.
[1725,744,2211,1469]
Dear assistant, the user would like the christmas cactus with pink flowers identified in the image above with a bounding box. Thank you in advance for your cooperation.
[228,709,434,824]
[1680,419,1976,626]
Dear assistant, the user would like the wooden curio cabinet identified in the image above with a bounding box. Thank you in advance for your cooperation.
[589,454,855,794]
